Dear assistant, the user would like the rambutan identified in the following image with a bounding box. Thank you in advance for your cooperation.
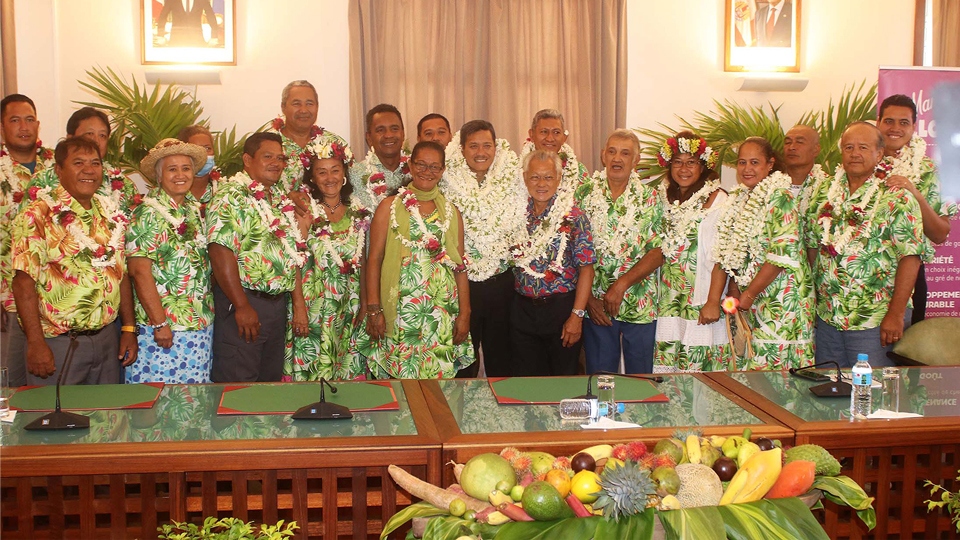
[638,454,656,470]
[500,446,521,461]
[626,441,648,461]
[611,443,629,461]
[552,456,572,470]
[652,454,677,469]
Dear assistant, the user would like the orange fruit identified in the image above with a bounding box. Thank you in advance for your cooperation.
[544,468,572,498]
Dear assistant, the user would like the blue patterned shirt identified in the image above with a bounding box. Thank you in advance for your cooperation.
[513,196,596,297]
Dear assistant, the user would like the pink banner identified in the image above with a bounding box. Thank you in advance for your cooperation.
[879,67,960,318]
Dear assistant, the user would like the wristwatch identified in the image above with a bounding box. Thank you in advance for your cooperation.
[571,309,586,318]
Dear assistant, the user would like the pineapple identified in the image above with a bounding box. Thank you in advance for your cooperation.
[592,460,658,521]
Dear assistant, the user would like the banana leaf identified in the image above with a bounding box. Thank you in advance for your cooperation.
[415,510,654,540]
[813,475,877,530]
[717,498,829,540]
[658,506,726,540]
[381,502,447,540]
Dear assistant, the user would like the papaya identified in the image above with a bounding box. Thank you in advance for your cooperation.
[764,460,816,499]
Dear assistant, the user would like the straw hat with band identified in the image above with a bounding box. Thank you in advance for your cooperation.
[140,138,208,182]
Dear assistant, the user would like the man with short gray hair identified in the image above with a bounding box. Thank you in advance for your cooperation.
[519,109,588,189]
[267,80,327,193]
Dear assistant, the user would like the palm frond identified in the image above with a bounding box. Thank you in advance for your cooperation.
[812,80,878,172]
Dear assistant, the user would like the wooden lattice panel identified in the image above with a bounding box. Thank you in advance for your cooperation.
[1,465,424,540]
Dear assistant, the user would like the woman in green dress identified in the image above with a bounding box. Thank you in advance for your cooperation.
[713,137,815,370]
[359,141,475,378]
[284,131,371,381]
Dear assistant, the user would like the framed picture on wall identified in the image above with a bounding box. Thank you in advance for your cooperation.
[141,0,236,65]
[724,0,801,72]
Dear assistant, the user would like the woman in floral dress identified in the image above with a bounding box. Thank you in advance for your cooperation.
[713,137,815,369]
[359,141,475,378]
[126,139,212,383]
[653,132,733,372]
[284,132,371,381]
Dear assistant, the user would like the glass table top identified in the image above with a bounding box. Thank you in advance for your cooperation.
[727,367,960,422]
[438,375,763,435]
[0,381,417,447]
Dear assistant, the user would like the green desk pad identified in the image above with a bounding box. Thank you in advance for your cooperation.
[10,382,164,411]
[489,376,668,405]
[217,381,399,415]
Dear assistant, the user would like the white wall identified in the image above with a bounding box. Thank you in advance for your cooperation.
[12,0,915,156]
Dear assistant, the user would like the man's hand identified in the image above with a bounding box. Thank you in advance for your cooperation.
[234,304,260,343]
[119,331,138,366]
[602,281,628,319]
[880,310,905,347]
[561,314,583,347]
[698,300,721,325]
[288,191,313,218]
[26,339,56,378]
[153,326,174,349]
[586,296,612,326]
[884,174,920,197]
[453,314,470,345]
[292,300,309,338]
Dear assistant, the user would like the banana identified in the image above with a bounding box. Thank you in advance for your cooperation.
[485,510,511,525]
[575,444,613,461]
[736,441,761,469]
[685,435,702,465]
[719,448,782,505]
[488,489,512,506]
[709,435,727,448]
[659,494,682,510]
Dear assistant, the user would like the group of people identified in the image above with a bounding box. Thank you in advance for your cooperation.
[0,80,949,389]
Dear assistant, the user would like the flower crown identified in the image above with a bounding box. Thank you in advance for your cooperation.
[656,136,719,169]
[305,132,355,167]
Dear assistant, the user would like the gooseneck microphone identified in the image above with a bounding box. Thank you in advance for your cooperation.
[25,332,90,431]
[292,377,353,420]
[575,370,664,400]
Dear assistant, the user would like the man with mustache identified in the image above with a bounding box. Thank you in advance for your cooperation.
[268,80,328,194]
[519,109,588,190]
[350,104,409,210]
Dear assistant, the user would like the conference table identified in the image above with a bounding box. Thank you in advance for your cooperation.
[1,369,958,540]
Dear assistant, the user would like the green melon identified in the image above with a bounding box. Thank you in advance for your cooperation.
[459,453,517,501]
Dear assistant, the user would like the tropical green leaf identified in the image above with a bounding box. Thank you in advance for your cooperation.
[379,501,446,540]
[658,506,726,540]
[813,475,877,530]
[717,498,829,540]
[593,508,655,540]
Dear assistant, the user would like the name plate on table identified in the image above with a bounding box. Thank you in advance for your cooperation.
[217,381,399,415]
[915,370,960,416]
[488,376,668,405]
[9,382,164,411]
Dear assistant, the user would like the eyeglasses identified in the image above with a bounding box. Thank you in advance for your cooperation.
[671,160,701,169]
[412,160,443,174]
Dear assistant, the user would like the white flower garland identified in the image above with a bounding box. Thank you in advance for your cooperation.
[520,140,583,186]
[228,172,316,268]
[885,134,926,181]
[797,164,829,216]
[510,188,577,279]
[36,187,127,268]
[389,186,465,272]
[659,179,722,260]
[314,198,371,275]
[1,144,53,202]
[713,171,792,287]
[441,132,527,280]
[581,170,647,261]
[358,147,409,206]
[142,195,207,247]
[816,166,884,257]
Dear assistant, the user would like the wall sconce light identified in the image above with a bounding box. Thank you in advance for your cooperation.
[736,77,808,92]
[145,71,221,86]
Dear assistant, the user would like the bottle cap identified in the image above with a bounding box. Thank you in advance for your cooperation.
[857,353,869,361]
[616,402,626,414]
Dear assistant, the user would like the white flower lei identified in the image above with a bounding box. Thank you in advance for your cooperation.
[798,164,829,216]
[389,186,465,272]
[441,132,526,280]
[228,172,316,268]
[36,187,127,268]
[510,188,578,279]
[816,166,884,257]
[1,144,53,201]
[358,147,409,205]
[142,195,207,247]
[581,170,648,261]
[886,134,926,181]
[713,171,792,287]
[659,179,722,260]
[314,198,371,274]
[520,140,583,186]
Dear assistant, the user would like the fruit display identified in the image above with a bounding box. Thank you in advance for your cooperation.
[381,432,876,540]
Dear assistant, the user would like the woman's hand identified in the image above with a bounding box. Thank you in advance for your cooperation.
[292,302,309,337]
[453,313,470,345]
[153,325,174,349]
[738,290,756,312]
[366,312,386,341]
[698,300,721,325]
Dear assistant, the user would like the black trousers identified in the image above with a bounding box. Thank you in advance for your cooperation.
[211,284,288,383]
[458,270,515,378]
[509,291,581,376]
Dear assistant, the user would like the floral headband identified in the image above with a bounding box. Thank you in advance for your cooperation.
[304,131,355,168]
[656,136,719,169]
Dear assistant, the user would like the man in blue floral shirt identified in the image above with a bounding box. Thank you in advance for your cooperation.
[511,150,595,376]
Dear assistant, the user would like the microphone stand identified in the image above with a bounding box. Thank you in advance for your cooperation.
[792,361,851,397]
[574,370,664,400]
[292,377,353,420]
[25,332,90,430]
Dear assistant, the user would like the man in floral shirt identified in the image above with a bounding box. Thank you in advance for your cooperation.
[1,94,55,386]
[519,109,588,190]
[806,122,925,367]
[512,150,595,376]
[12,137,138,385]
[575,130,663,375]
[877,94,955,324]
[350,104,409,210]
[267,80,332,194]
[207,132,307,382]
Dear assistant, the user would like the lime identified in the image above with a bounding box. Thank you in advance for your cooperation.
[448,498,466,517]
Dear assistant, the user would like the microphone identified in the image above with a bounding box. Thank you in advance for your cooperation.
[575,370,664,400]
[25,332,90,430]
[791,361,851,397]
[292,377,353,420]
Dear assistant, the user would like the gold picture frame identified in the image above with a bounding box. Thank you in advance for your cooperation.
[724,0,801,72]
[141,0,236,65]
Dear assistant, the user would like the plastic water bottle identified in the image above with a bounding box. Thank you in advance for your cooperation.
[851,353,873,420]
[558,398,608,420]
